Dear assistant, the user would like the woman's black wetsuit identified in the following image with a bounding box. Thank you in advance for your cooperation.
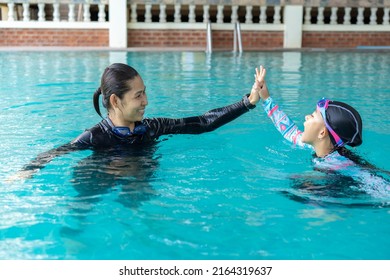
[22,95,255,173]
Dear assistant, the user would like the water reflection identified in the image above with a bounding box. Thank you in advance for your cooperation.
[282,168,390,208]
[70,144,160,209]
[60,144,161,238]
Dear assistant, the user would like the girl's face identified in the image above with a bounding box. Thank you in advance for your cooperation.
[301,108,326,145]
[117,76,148,124]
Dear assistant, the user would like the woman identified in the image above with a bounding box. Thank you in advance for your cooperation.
[13,63,260,180]
[252,65,389,200]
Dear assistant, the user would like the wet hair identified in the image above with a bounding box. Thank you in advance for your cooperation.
[325,101,363,147]
[93,63,140,118]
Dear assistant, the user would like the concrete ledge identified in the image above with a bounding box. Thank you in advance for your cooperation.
[0,46,389,52]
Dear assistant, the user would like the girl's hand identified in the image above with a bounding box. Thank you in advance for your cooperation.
[252,65,270,100]
[254,65,265,89]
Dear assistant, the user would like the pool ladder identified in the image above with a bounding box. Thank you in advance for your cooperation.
[206,21,213,53]
[233,21,243,53]
[205,21,242,53]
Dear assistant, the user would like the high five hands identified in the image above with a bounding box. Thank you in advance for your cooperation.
[251,65,270,101]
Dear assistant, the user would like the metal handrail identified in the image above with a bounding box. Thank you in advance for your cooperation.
[206,20,212,53]
[233,21,243,53]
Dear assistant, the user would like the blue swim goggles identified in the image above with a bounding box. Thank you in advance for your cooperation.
[112,124,147,137]
[317,98,344,148]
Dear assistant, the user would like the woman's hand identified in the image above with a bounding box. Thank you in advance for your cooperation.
[251,65,270,101]
[248,65,263,105]
[4,169,35,184]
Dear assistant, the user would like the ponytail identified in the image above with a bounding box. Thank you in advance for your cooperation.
[93,87,103,119]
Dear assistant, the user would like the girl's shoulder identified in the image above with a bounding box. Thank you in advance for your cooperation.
[314,150,353,170]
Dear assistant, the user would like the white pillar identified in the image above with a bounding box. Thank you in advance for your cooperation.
[330,7,337,24]
[203,5,210,23]
[160,4,167,23]
[7,3,15,21]
[304,7,312,25]
[130,4,137,23]
[245,6,252,23]
[174,4,181,23]
[53,3,60,22]
[357,7,364,25]
[188,4,195,23]
[217,5,224,23]
[318,7,324,24]
[109,0,127,48]
[384,8,389,25]
[145,4,152,23]
[284,5,303,48]
[98,4,106,22]
[344,7,351,25]
[83,3,91,22]
[69,3,75,22]
[274,5,281,24]
[370,7,377,25]
[22,3,30,22]
[259,6,267,24]
[38,3,45,22]
[231,5,238,23]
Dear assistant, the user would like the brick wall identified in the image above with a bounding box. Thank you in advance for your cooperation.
[128,30,206,48]
[128,30,283,49]
[0,29,108,46]
[0,28,388,49]
[128,30,387,49]
[302,32,390,48]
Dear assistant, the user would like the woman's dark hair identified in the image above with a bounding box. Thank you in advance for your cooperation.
[93,63,139,118]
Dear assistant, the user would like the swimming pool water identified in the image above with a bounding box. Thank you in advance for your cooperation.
[0,50,389,260]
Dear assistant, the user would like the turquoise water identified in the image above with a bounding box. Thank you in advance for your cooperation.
[0,51,389,260]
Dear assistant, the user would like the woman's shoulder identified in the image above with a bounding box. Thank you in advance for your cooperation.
[72,121,111,148]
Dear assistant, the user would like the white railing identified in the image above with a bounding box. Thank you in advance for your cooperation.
[0,0,108,28]
[2,1,389,28]
[0,0,389,48]
[303,6,390,31]
[127,4,283,31]
[126,3,390,31]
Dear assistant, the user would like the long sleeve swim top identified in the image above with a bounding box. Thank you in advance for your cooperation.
[21,95,255,172]
[73,94,255,149]
[261,96,310,149]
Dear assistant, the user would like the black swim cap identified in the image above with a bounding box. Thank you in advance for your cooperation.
[325,101,363,147]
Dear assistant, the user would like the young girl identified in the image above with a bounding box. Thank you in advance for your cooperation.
[252,66,389,200]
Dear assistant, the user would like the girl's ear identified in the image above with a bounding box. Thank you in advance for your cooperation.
[318,126,327,140]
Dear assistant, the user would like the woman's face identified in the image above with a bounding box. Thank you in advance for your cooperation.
[301,108,326,145]
[117,76,148,124]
